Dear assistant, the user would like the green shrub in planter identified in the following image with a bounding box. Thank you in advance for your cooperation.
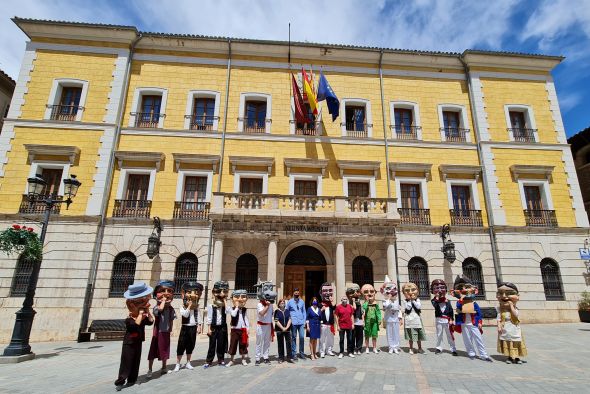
[579,291,590,323]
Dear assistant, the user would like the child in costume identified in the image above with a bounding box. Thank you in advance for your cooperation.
[147,279,176,377]
[402,282,426,354]
[228,289,250,366]
[361,283,382,354]
[381,275,401,354]
[346,284,364,355]
[255,280,277,365]
[115,282,154,391]
[174,281,203,372]
[496,282,527,364]
[319,282,336,357]
[430,279,457,356]
[205,280,230,368]
[452,275,492,361]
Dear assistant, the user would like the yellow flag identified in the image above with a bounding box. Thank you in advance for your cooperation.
[302,68,318,115]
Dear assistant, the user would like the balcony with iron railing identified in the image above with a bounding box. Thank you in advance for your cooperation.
[398,208,431,225]
[441,127,469,142]
[239,117,271,133]
[131,112,165,128]
[524,209,557,227]
[185,115,219,131]
[508,128,537,143]
[113,199,152,218]
[342,122,371,138]
[173,201,210,220]
[47,104,83,121]
[289,120,320,136]
[449,209,483,226]
[391,125,421,140]
[19,194,62,214]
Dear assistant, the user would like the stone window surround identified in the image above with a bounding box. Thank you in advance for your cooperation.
[183,90,221,131]
[395,177,429,209]
[389,100,422,139]
[289,173,323,196]
[175,170,213,202]
[504,104,538,142]
[342,175,376,198]
[341,98,373,138]
[233,171,269,194]
[26,160,71,196]
[289,96,323,135]
[517,179,554,211]
[445,178,481,210]
[115,168,157,201]
[238,92,272,133]
[437,103,471,142]
[128,87,169,128]
[44,78,89,122]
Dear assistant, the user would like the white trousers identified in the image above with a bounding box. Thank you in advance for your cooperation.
[435,322,456,352]
[255,324,271,360]
[461,324,488,358]
[385,321,400,350]
[319,324,334,354]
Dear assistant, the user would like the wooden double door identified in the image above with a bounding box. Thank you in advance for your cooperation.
[283,265,326,308]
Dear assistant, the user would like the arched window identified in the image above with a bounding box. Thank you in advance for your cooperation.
[540,258,564,300]
[10,255,36,297]
[109,252,137,297]
[352,256,374,286]
[235,253,258,295]
[174,253,199,295]
[408,257,429,299]
[462,258,485,299]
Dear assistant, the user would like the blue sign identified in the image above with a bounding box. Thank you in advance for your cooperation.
[580,248,590,260]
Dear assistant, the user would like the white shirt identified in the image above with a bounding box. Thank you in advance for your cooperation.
[436,302,449,325]
[353,303,364,326]
[383,299,400,323]
[180,306,201,326]
[230,307,250,329]
[257,302,273,323]
[404,299,423,329]
[464,313,473,326]
[206,305,230,326]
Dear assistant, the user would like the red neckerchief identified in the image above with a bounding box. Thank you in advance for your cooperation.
[322,301,335,335]
[437,297,447,303]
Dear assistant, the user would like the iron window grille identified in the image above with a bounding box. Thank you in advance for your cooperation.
[462,258,485,299]
[174,253,199,295]
[352,256,374,287]
[408,258,430,300]
[235,253,259,295]
[10,255,36,297]
[540,259,564,301]
[109,252,137,297]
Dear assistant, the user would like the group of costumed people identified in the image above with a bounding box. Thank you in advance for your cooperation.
[115,275,527,390]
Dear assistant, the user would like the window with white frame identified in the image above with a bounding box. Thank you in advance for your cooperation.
[184,90,221,131]
[238,93,272,133]
[44,78,89,122]
[390,101,421,140]
[518,179,556,226]
[341,98,372,138]
[114,169,156,217]
[345,175,375,213]
[290,97,320,135]
[233,171,269,209]
[438,104,470,142]
[174,170,212,218]
[504,104,537,142]
[446,179,482,226]
[395,177,430,224]
[129,87,168,128]
[26,162,70,197]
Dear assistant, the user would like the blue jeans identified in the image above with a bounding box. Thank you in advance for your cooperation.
[291,324,305,356]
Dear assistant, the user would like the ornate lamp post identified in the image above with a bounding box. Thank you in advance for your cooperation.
[3,174,81,357]
[146,217,163,259]
[441,223,456,263]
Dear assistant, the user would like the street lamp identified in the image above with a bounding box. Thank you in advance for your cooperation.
[146,217,163,259]
[441,223,456,263]
[3,174,81,358]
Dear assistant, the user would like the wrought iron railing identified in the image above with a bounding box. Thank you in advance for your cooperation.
[47,104,83,121]
[524,209,557,227]
[342,122,371,138]
[508,128,537,143]
[290,120,320,136]
[173,201,210,220]
[19,194,62,214]
[441,127,469,142]
[113,199,152,218]
[449,209,483,226]
[239,117,270,133]
[392,125,421,140]
[131,112,165,128]
[398,208,431,225]
[185,115,219,131]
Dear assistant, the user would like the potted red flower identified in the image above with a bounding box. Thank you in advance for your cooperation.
[0,224,42,261]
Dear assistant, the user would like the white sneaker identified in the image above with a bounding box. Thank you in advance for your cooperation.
[394,348,401,354]
[146,370,152,378]
[185,362,194,370]
[338,353,343,359]
[365,348,370,354]
[373,348,380,354]
[409,349,415,355]
[242,359,249,366]
[388,348,394,354]
[173,364,181,372]
[327,351,335,356]
[349,353,355,358]
[226,361,234,367]
[320,352,325,358]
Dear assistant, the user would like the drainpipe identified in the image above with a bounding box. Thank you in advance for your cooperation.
[459,55,503,285]
[203,38,232,308]
[78,33,143,341]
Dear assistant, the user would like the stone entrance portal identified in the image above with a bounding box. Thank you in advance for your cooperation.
[284,245,327,307]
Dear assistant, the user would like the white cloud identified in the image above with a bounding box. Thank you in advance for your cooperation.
[557,91,582,112]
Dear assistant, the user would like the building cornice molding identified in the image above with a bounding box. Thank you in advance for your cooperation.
[284,158,329,176]
[336,160,381,177]
[509,164,554,181]
[5,118,116,131]
[172,153,220,173]
[24,144,80,164]
[114,151,165,170]
[389,162,433,178]
[439,164,482,181]
[228,156,274,174]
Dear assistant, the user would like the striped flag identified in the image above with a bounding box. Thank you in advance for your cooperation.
[291,73,307,123]
[302,68,318,115]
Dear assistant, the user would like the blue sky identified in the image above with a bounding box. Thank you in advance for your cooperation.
[1,0,589,136]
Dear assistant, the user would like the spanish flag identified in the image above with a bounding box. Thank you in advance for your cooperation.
[302,68,318,115]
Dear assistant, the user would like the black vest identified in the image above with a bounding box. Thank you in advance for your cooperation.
[211,305,227,328]
[320,305,335,325]
[181,309,198,325]
[230,307,246,327]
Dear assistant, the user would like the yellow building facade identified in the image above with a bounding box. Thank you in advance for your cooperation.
[0,19,588,341]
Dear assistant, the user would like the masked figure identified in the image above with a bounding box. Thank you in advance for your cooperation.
[318,282,336,357]
[205,280,230,368]
[228,289,250,366]
[430,279,457,356]
[147,280,176,377]
[453,275,491,361]
[381,275,401,354]
[346,284,364,355]
[402,282,426,354]
[174,281,203,372]
[361,283,382,353]
[255,280,277,365]
[496,282,527,364]
[115,282,154,390]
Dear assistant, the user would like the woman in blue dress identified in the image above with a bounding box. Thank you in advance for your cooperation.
[306,297,321,360]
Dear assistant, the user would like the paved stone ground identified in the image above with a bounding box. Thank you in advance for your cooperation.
[0,323,588,393]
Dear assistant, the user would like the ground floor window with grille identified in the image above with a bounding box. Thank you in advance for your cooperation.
[352,256,374,286]
[109,252,137,297]
[10,255,36,297]
[174,253,199,295]
[235,253,258,295]
[462,258,485,299]
[540,258,564,300]
[408,257,429,299]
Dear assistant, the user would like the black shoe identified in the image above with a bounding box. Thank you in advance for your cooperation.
[298,354,306,360]
[288,358,295,363]
[452,351,458,356]
[255,360,261,366]
[264,358,270,364]
[115,385,123,392]
[435,349,442,354]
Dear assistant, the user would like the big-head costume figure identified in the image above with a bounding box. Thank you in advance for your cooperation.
[361,283,382,353]
[254,280,277,364]
[115,282,154,390]
[318,282,336,357]
[346,284,364,354]
[452,275,491,361]
[148,280,177,376]
[174,281,203,371]
[381,276,401,354]
[205,280,230,367]
[401,282,426,354]
[228,289,250,366]
[496,282,527,364]
[430,279,456,355]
